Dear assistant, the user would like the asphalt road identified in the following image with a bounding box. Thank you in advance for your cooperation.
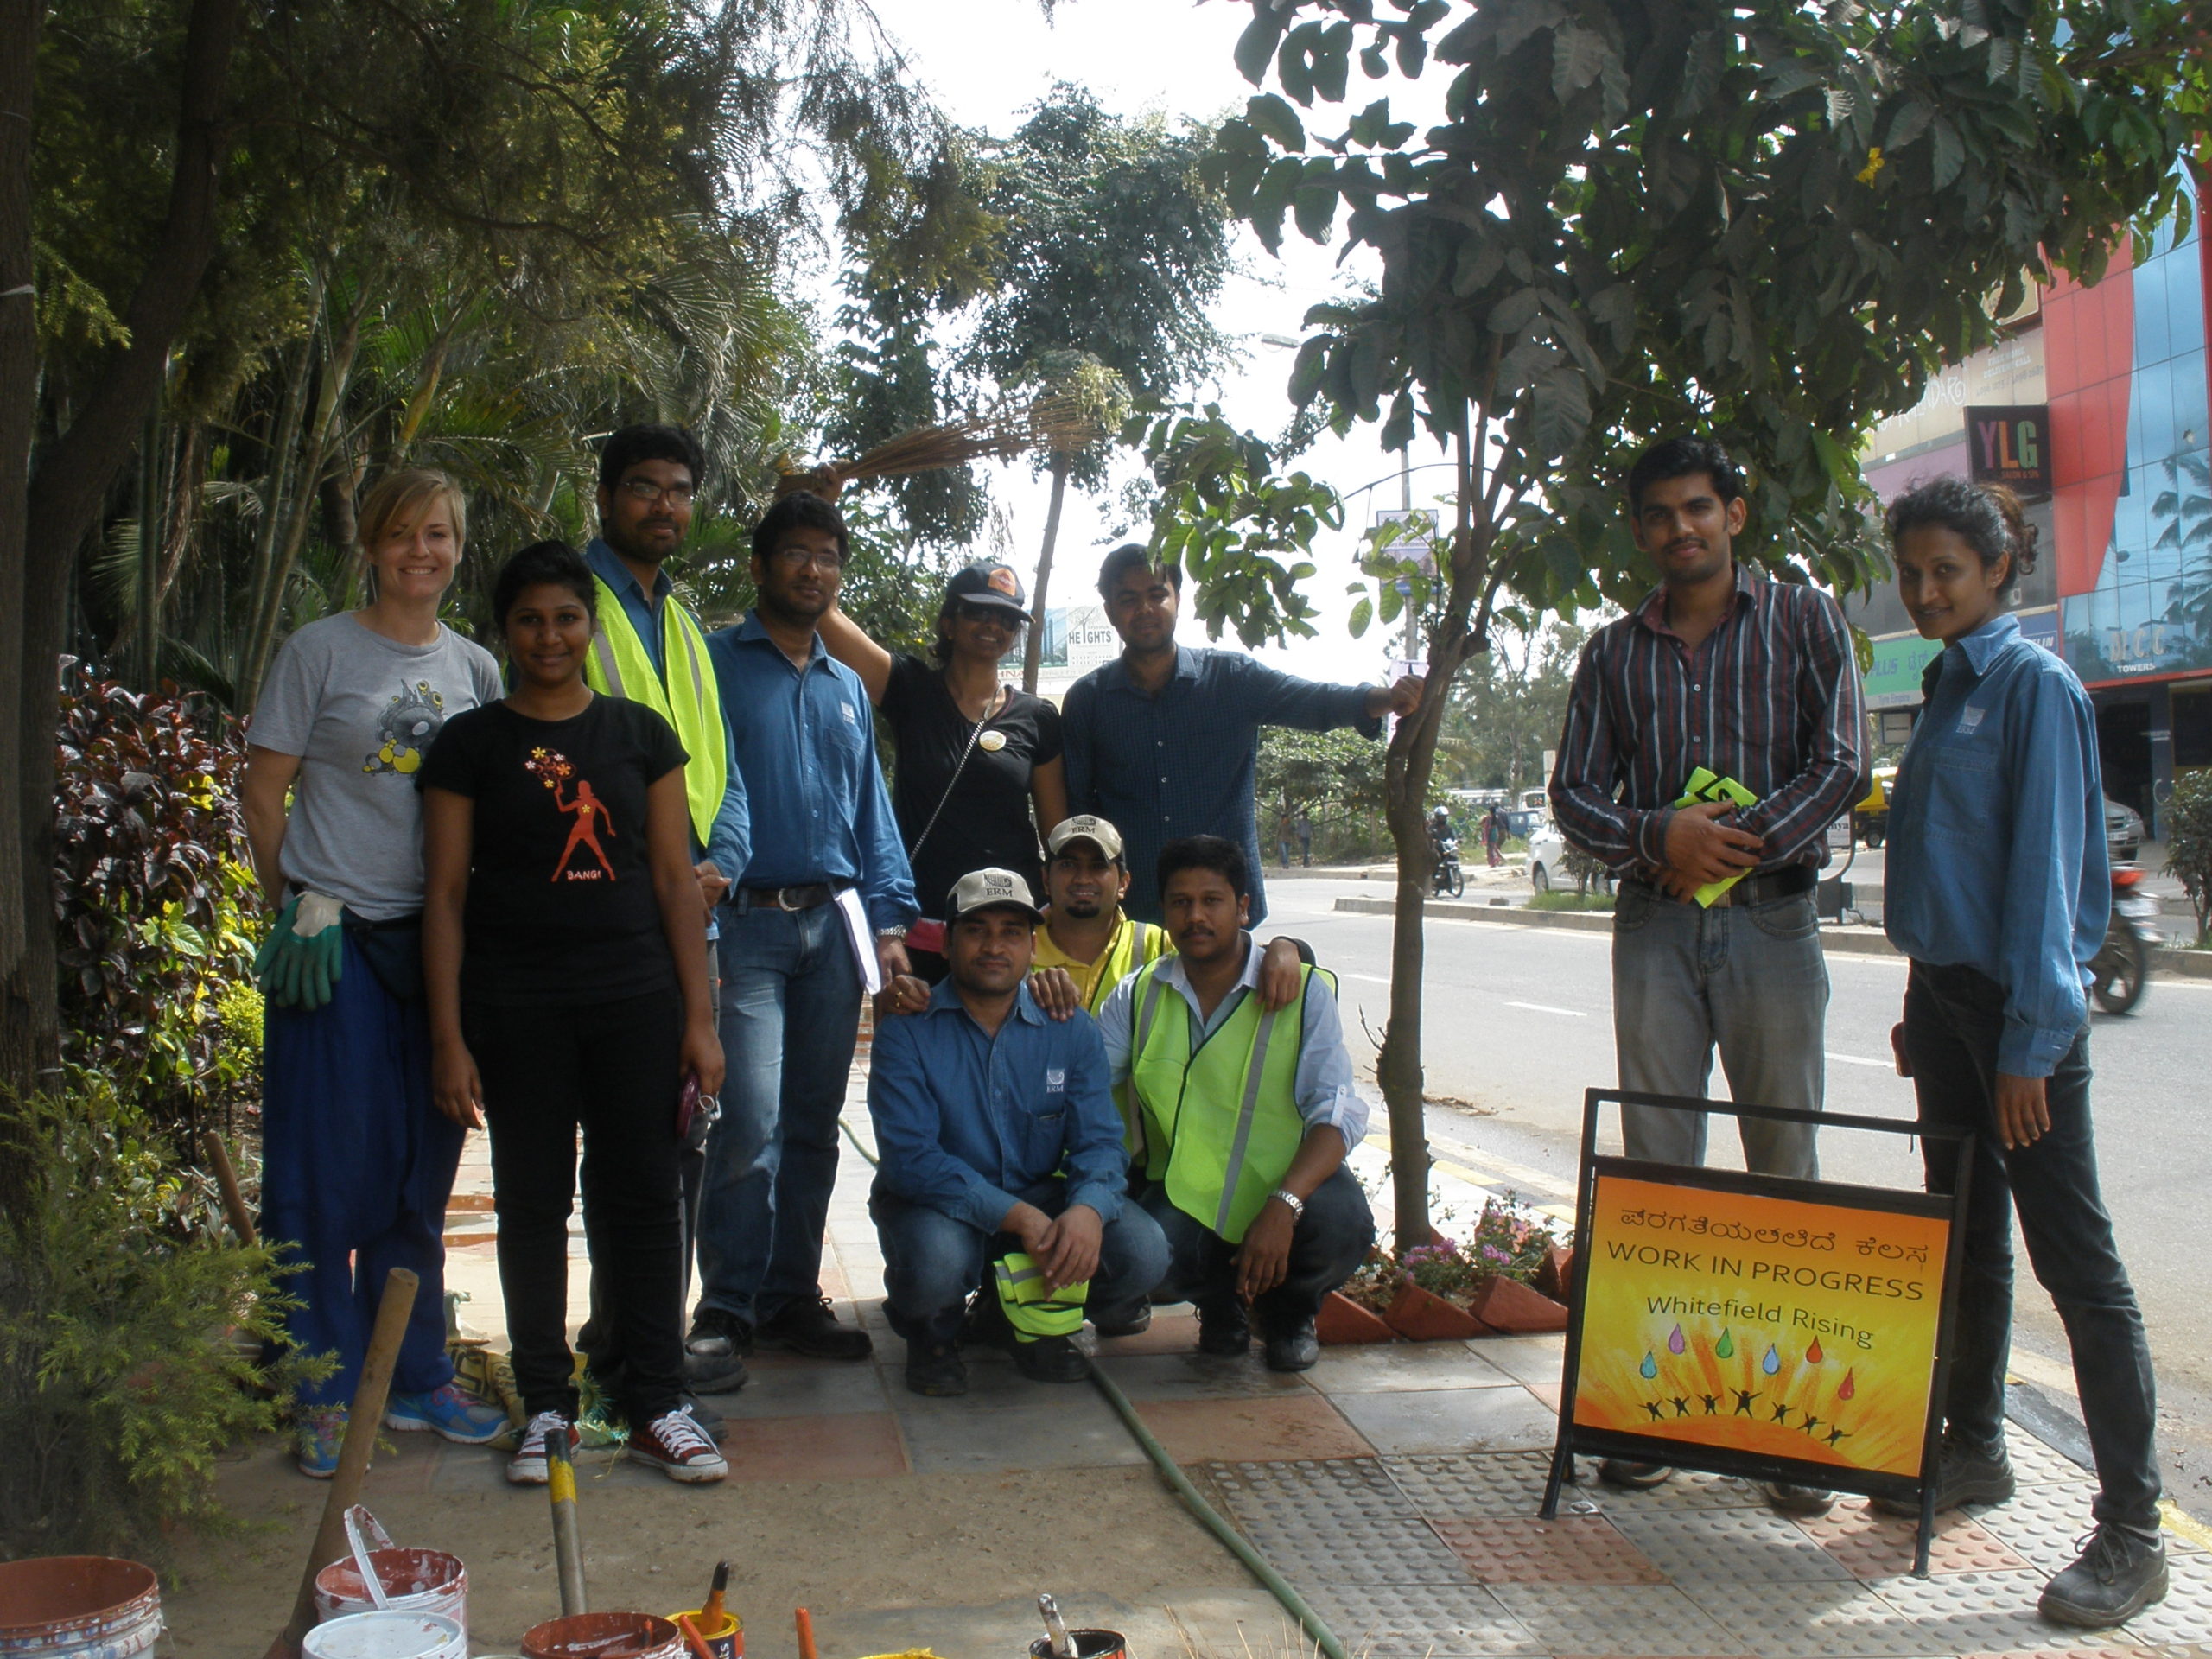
[1262,874,2212,1515]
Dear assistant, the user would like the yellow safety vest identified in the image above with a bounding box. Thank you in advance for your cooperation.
[1127,958,1325,1244]
[583,575,728,849]
[1038,913,1171,1014]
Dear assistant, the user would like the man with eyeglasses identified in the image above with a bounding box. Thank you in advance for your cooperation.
[690,491,919,1378]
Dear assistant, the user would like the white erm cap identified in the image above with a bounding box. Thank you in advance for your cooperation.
[944,867,1044,925]
[1046,814,1125,861]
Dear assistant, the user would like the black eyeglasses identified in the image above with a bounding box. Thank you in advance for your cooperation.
[620,478,695,505]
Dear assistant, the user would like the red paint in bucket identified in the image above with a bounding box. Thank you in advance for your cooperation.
[1029,1630,1128,1659]
[522,1611,686,1659]
[0,1557,162,1657]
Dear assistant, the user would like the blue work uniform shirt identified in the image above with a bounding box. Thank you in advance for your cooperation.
[582,538,749,878]
[704,612,917,931]
[1884,613,2109,1077]
[867,978,1128,1232]
[1060,646,1379,925]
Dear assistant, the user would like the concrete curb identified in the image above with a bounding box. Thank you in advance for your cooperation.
[1331,893,2212,980]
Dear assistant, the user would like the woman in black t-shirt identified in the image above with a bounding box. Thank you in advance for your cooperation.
[817,562,1066,981]
[420,540,728,1488]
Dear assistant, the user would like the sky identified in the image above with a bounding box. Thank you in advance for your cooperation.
[838,0,1456,687]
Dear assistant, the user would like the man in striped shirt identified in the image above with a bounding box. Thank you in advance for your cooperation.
[1549,437,1867,1507]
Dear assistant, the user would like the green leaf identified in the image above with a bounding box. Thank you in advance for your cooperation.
[1552,24,1608,99]
[1929,117,1964,188]
[1487,286,1542,334]
[1884,99,1934,150]
[1235,10,1289,86]
[1294,178,1339,243]
[1675,31,1722,119]
[1528,365,1592,461]
[1247,94,1306,153]
[1288,338,1331,406]
[1348,595,1375,638]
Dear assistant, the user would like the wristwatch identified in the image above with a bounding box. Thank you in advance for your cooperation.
[876,925,910,940]
[1269,1187,1306,1218]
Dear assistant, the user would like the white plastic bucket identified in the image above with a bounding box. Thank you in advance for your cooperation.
[301,1611,467,1659]
[0,1557,162,1659]
[314,1507,467,1631]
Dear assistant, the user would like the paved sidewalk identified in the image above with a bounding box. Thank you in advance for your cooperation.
[418,1074,2212,1659]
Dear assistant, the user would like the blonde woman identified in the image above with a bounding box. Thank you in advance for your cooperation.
[240,468,509,1477]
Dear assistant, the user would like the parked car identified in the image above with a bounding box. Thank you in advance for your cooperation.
[1526,823,1567,893]
[1502,804,1548,841]
[2105,797,2144,862]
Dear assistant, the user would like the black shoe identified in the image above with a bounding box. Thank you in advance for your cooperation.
[1871,1432,2014,1517]
[758,1295,874,1361]
[1597,1459,1673,1490]
[1010,1334,1090,1383]
[2039,1524,2168,1628]
[905,1341,969,1397]
[1761,1481,1836,1516]
[1090,1302,1152,1338]
[959,1289,1012,1348]
[679,1394,728,1441]
[683,1347,750,1395]
[687,1306,754,1359]
[1197,1301,1250,1357]
[1262,1316,1320,1373]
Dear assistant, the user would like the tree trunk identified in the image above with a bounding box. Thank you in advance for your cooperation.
[156,422,202,609]
[136,403,162,688]
[1022,454,1070,695]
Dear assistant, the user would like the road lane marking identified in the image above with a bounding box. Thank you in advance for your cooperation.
[1826,1052,1892,1069]
[1341,972,1391,984]
[1506,1001,1587,1017]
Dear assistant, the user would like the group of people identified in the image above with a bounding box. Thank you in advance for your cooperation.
[243,424,1414,1491]
[238,420,2163,1629]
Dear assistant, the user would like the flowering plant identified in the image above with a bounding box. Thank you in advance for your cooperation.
[1342,1192,1567,1311]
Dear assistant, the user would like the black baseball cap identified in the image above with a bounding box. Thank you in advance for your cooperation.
[944,563,1029,614]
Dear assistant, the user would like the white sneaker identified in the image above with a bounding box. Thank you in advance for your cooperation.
[507,1409,576,1485]
[627,1407,728,1483]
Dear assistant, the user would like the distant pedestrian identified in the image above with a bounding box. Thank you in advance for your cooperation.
[1548,435,1866,1513]
[1277,805,1293,870]
[1062,545,1419,925]
[1481,805,1504,867]
[239,467,509,1479]
[1880,478,2164,1629]
[420,539,729,1485]
[1295,809,1313,868]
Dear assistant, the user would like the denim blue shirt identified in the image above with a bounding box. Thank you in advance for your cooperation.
[867,979,1128,1231]
[704,613,917,931]
[1061,647,1379,925]
[582,539,749,877]
[1885,613,2109,1077]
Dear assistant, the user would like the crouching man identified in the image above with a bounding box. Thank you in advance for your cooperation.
[1101,836,1375,1372]
[868,868,1170,1396]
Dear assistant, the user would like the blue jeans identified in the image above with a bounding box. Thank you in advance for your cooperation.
[1904,961,2161,1529]
[1611,882,1827,1179]
[1143,1164,1375,1328]
[870,1179,1170,1347]
[695,897,862,1326]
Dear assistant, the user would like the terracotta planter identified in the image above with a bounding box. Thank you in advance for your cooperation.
[1316,1290,1395,1345]
[1469,1273,1570,1334]
[1383,1281,1491,1341]
[1535,1245,1576,1303]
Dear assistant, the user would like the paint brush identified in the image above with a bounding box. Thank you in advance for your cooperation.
[1039,1594,1077,1659]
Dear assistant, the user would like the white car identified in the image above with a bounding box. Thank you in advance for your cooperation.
[1526,823,1567,893]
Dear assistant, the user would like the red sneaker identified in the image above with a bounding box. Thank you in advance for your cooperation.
[627,1408,728,1483]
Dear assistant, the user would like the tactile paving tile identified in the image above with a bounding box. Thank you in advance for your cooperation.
[1796,1505,2033,1579]
[1673,1577,1942,1657]
[1489,1584,1748,1657]
[1205,1457,1474,1584]
[1427,1515,1668,1584]
[2007,1431,2101,1487]
[2114,1549,2212,1645]
[1299,1580,1542,1656]
[1384,1451,1560,1517]
[1608,1506,1856,1583]
[1578,1465,1771,1513]
[1969,1483,2118,1574]
[1864,1568,2101,1655]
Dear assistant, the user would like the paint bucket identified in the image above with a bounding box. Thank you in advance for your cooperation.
[670,1607,741,1659]
[315,1506,468,1631]
[300,1610,467,1659]
[1028,1631,1128,1659]
[0,1556,162,1659]
[521,1611,686,1659]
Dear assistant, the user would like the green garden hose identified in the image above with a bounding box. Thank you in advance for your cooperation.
[835,1119,1350,1659]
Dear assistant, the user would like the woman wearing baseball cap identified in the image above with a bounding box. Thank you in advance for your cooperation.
[817,562,1065,982]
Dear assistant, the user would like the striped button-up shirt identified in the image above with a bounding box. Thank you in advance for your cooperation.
[1548,566,1868,875]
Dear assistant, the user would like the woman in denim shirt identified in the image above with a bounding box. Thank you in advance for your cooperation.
[1881,477,2163,1628]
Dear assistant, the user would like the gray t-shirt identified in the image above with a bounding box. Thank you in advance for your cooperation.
[250,613,505,919]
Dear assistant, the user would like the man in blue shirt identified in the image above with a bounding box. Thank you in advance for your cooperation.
[1062,545,1423,925]
[869,868,1168,1396]
[690,492,918,1376]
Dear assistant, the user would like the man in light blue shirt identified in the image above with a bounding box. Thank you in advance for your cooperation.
[868,868,1167,1396]
[689,491,918,1375]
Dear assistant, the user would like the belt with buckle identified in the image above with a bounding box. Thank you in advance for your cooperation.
[1627,865,1816,907]
[739,882,842,912]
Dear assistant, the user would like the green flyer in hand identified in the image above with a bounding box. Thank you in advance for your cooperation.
[1672,766,1761,907]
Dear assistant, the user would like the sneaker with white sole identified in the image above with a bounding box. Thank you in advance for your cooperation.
[628,1407,729,1483]
[385,1381,510,1445]
[507,1409,577,1486]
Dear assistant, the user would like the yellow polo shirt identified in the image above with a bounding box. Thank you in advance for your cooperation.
[1033,910,1173,1014]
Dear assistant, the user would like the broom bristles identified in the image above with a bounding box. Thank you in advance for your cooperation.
[774,394,1108,499]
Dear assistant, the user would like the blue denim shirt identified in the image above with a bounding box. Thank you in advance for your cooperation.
[867,980,1128,1231]
[1061,647,1378,925]
[704,613,917,931]
[582,539,749,878]
[1885,613,2110,1077]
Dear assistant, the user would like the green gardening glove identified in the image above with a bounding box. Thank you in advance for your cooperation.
[254,893,346,1009]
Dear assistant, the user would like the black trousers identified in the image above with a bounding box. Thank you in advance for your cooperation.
[1141,1164,1375,1329]
[467,992,686,1423]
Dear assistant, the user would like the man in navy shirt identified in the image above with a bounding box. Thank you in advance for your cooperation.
[690,492,918,1379]
[868,868,1168,1396]
[1062,545,1422,925]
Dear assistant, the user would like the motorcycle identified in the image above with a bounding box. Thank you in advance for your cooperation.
[2088,863,2159,1014]
[1431,833,1465,899]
